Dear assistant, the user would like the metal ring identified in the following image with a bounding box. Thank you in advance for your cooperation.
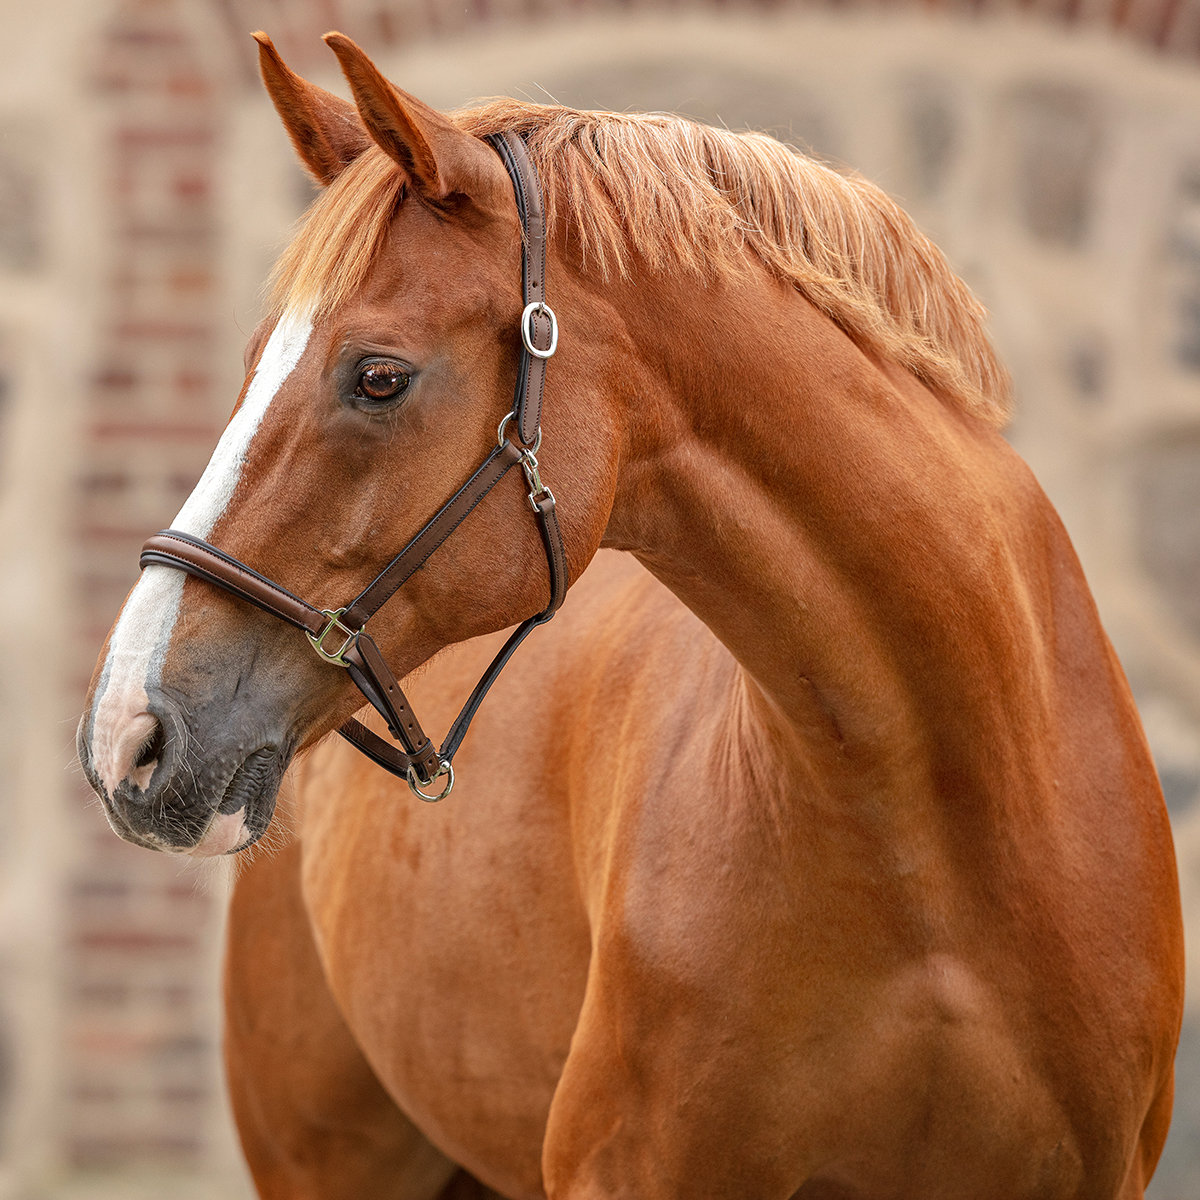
[407,761,454,802]
[497,411,542,454]
[521,301,558,359]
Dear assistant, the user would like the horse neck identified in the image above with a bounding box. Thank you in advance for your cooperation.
[600,265,1057,775]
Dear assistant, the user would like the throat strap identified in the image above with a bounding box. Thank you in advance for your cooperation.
[337,485,566,786]
[138,131,566,802]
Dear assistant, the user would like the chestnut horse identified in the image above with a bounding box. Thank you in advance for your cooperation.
[79,31,1183,1200]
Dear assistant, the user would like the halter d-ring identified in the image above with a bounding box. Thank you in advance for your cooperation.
[407,761,454,802]
[497,411,541,453]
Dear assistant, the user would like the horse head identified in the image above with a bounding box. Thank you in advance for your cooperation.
[78,34,620,855]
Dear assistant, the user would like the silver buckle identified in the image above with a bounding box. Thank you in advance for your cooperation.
[407,761,454,802]
[520,301,558,359]
[307,608,355,666]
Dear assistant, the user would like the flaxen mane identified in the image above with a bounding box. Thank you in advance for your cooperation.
[272,100,1011,424]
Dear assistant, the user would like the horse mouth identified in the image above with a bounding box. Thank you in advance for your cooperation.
[220,746,277,814]
[201,746,282,855]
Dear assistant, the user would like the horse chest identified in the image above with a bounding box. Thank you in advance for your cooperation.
[299,745,591,1192]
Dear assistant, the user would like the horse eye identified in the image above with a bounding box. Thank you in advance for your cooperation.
[356,361,410,402]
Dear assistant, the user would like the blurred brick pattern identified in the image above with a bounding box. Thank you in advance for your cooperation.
[218,0,1200,64]
[69,0,223,1174]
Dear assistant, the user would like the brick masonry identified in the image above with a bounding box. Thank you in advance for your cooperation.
[67,0,225,1176]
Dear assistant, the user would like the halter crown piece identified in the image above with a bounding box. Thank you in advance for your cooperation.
[139,133,567,802]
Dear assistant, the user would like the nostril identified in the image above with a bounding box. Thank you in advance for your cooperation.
[91,708,167,799]
[134,720,165,770]
[130,718,166,791]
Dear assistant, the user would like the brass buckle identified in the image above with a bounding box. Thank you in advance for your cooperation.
[307,608,355,666]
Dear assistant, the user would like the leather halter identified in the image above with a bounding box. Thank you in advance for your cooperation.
[139,132,567,802]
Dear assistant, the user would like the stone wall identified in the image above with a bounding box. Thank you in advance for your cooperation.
[2,1,1200,1196]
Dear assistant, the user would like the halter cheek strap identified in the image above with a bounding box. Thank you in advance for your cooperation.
[138,132,567,802]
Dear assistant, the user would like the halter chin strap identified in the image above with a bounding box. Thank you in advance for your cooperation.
[138,132,567,802]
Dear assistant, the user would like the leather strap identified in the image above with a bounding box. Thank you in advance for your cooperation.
[428,490,566,763]
[141,530,327,638]
[343,631,440,779]
[332,488,568,782]
[343,439,522,630]
[140,531,435,773]
[136,131,568,798]
[487,132,551,448]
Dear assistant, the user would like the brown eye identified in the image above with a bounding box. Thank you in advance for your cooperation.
[356,361,410,402]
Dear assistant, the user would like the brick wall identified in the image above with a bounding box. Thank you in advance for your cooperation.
[69,0,226,1176]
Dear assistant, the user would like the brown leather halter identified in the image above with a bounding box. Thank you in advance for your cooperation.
[139,133,567,802]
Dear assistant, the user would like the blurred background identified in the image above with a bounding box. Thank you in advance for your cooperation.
[1,0,1199,1196]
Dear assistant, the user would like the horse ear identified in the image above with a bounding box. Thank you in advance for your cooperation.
[323,31,504,205]
[252,32,372,186]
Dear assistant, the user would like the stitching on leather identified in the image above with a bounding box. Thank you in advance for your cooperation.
[351,444,513,611]
[154,532,313,612]
[531,358,546,436]
[504,133,547,448]
[153,559,309,632]
[353,453,518,618]
[145,538,319,629]
[502,141,540,442]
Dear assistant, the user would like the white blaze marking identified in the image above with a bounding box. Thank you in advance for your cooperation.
[89,311,314,797]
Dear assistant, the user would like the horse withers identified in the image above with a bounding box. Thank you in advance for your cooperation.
[78,30,1184,1200]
